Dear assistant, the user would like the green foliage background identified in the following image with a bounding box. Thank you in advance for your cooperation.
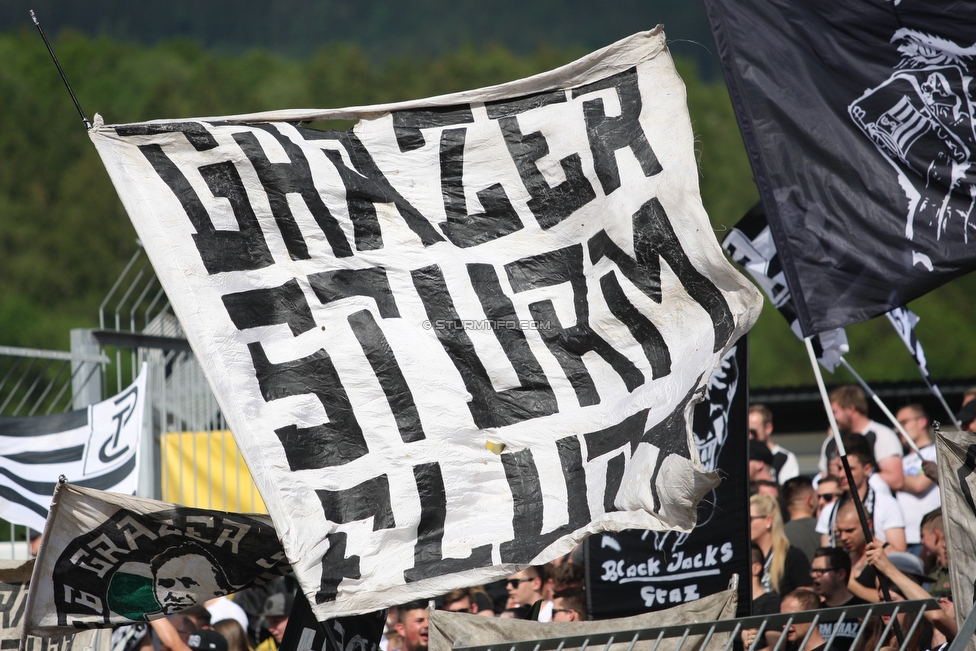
[1,29,973,387]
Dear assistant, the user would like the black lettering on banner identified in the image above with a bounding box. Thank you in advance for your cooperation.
[641,380,698,512]
[438,128,523,247]
[221,279,316,336]
[588,198,734,353]
[600,271,672,379]
[604,453,626,513]
[391,105,475,152]
[247,343,367,470]
[301,129,445,247]
[467,263,557,417]
[116,122,218,150]
[411,264,557,428]
[137,147,274,274]
[346,310,425,443]
[583,410,649,511]
[571,68,663,195]
[308,268,400,318]
[498,116,596,228]
[307,268,425,443]
[485,89,567,120]
[316,532,361,604]
[233,125,352,260]
[499,435,589,563]
[403,462,493,582]
[320,149,383,252]
[506,245,643,407]
[0,582,25,628]
[316,474,395,529]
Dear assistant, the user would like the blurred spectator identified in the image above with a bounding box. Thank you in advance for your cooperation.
[187,630,228,651]
[811,547,866,650]
[743,589,823,651]
[394,600,429,651]
[750,479,780,499]
[505,567,545,612]
[749,405,799,483]
[184,605,212,630]
[550,562,583,593]
[956,399,976,432]
[830,501,876,604]
[751,494,811,596]
[864,543,956,650]
[815,475,843,519]
[894,404,940,555]
[782,476,819,563]
[206,596,248,631]
[255,592,293,651]
[551,587,586,622]
[750,544,780,616]
[920,509,950,598]
[821,386,904,493]
[440,588,481,615]
[749,440,775,483]
[213,620,252,651]
[817,434,906,551]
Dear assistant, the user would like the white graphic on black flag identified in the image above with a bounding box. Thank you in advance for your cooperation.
[849,29,976,247]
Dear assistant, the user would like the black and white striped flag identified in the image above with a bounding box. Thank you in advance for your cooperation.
[0,367,146,531]
[722,203,848,371]
[89,29,762,619]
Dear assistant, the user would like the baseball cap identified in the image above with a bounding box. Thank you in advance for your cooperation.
[749,440,774,466]
[262,592,295,618]
[886,552,928,584]
[957,400,976,426]
[187,630,228,651]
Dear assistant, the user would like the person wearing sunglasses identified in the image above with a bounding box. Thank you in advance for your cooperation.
[505,567,545,616]
[815,476,843,517]
[550,587,586,622]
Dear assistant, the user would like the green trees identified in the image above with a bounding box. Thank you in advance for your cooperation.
[1,29,972,386]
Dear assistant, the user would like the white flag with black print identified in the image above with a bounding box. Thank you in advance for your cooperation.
[722,202,848,371]
[0,366,146,531]
[89,28,762,619]
[886,306,929,375]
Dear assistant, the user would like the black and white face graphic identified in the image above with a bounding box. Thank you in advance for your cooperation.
[849,29,976,248]
[153,552,226,613]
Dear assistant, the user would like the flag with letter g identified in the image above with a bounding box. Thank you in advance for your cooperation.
[88,27,762,619]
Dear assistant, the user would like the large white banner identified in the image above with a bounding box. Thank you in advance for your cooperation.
[0,366,146,531]
[89,28,762,618]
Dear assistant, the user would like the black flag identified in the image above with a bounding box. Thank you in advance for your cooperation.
[279,591,386,651]
[705,0,976,335]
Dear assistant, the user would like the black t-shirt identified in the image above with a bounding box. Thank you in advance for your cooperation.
[775,546,813,596]
[753,591,781,616]
[817,595,868,651]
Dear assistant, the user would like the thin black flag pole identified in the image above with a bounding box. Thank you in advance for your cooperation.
[30,9,91,130]
[804,338,905,645]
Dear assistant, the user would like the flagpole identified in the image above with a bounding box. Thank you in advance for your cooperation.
[918,373,961,432]
[838,356,922,457]
[804,338,902,640]
[30,10,91,130]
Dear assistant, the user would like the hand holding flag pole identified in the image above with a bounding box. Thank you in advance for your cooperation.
[804,338,904,643]
[837,356,922,457]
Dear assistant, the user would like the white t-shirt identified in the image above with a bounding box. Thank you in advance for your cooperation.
[818,421,903,492]
[897,444,941,544]
[816,488,905,544]
[771,443,800,484]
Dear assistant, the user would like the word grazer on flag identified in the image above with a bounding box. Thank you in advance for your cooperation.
[89,27,763,618]
[2,559,112,651]
[705,0,976,336]
[0,366,147,532]
[23,481,291,638]
[721,203,848,371]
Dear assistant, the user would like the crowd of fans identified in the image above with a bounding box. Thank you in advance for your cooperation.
[113,383,965,651]
[742,384,964,650]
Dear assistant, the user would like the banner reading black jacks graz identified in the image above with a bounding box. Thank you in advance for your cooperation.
[585,340,750,618]
[89,27,762,619]
[704,0,976,336]
[23,482,291,637]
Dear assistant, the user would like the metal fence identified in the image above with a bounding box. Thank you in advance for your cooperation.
[455,600,953,651]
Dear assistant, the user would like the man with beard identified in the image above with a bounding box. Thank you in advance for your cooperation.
[810,547,866,650]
